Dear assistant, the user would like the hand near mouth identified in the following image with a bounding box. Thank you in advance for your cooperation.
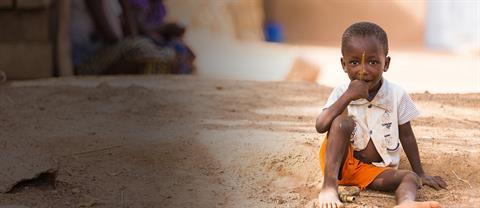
[346,79,369,100]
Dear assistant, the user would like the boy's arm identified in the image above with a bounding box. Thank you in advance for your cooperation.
[315,93,351,133]
[399,122,447,190]
[315,80,368,133]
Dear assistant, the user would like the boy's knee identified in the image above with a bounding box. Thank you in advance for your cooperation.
[330,115,355,136]
[403,171,421,188]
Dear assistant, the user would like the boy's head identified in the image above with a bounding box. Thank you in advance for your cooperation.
[340,22,391,91]
[341,22,389,56]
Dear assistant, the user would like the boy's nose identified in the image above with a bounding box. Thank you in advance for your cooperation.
[358,67,368,80]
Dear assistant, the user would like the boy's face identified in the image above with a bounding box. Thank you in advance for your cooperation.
[341,35,390,91]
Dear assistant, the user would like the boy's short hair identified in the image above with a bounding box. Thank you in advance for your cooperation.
[341,22,389,56]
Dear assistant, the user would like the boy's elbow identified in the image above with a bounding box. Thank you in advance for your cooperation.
[316,126,328,134]
[315,120,328,133]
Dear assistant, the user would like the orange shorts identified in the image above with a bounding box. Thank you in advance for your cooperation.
[319,135,389,190]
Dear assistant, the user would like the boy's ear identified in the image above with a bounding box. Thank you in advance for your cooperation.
[383,56,391,72]
[340,57,347,72]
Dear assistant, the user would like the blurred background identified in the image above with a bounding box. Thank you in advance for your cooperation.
[0,0,479,93]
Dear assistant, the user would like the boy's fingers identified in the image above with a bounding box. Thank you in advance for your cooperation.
[433,176,445,186]
[424,178,441,190]
[429,182,441,190]
[434,176,448,188]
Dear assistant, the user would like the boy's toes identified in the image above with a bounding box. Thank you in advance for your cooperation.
[321,202,344,208]
[394,201,441,208]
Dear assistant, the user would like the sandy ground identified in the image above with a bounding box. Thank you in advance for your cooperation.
[0,75,479,208]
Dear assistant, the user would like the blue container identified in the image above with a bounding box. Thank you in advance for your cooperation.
[265,22,284,43]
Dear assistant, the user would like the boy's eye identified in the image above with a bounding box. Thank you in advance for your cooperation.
[369,60,379,65]
[349,60,359,65]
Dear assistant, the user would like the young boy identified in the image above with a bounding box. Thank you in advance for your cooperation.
[315,22,447,208]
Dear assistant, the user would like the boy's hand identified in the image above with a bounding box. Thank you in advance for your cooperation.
[346,79,369,100]
[419,174,447,190]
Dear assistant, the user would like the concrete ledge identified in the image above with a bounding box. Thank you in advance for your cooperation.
[0,43,53,79]
[0,9,50,42]
[16,0,53,10]
[0,0,14,9]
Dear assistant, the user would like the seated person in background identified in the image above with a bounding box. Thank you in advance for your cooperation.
[70,0,174,75]
[127,0,196,74]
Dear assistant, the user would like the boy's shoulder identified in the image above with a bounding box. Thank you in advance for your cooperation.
[382,79,409,99]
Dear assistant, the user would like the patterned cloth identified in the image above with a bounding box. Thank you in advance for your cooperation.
[75,37,174,75]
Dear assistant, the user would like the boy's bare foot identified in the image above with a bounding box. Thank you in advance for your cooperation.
[394,201,441,208]
[318,188,344,208]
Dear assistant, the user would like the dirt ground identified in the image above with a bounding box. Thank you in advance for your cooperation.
[0,75,478,208]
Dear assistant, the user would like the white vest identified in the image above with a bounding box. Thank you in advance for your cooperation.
[324,79,420,168]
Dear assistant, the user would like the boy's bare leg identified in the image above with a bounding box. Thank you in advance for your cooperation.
[318,115,354,208]
[368,169,441,208]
